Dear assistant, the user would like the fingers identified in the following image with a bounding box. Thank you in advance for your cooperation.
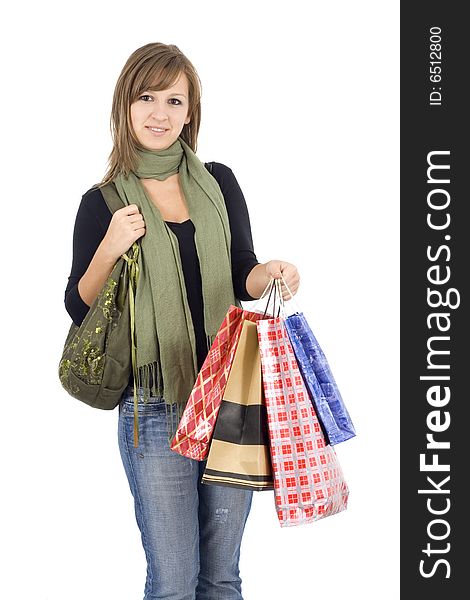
[126,204,140,214]
[134,227,145,239]
[276,271,300,300]
[279,283,299,300]
[128,213,145,229]
[115,204,145,231]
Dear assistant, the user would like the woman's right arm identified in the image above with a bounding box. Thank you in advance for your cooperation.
[77,239,118,308]
[64,188,145,327]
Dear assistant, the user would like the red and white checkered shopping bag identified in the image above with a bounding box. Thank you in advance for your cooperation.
[257,316,349,527]
[170,305,267,460]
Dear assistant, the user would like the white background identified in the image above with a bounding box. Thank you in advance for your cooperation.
[1,1,399,598]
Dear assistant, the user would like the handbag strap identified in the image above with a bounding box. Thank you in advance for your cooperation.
[99,181,125,214]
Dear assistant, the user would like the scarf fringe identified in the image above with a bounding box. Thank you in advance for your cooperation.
[132,332,220,447]
[135,361,163,401]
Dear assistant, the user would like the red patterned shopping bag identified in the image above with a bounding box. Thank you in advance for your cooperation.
[257,313,349,527]
[170,305,267,460]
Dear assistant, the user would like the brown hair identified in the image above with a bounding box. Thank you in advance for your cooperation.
[99,42,202,187]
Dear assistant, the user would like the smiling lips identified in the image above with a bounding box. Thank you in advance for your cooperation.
[146,126,168,134]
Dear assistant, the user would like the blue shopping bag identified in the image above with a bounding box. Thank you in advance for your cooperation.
[284,311,356,445]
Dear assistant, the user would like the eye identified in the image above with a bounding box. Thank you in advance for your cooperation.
[138,95,182,105]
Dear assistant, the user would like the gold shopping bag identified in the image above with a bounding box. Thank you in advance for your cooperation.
[201,319,274,491]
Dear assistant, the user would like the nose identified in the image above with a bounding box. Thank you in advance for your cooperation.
[150,101,170,122]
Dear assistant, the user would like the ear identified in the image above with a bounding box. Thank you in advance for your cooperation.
[184,116,191,125]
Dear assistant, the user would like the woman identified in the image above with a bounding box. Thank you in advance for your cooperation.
[65,42,300,600]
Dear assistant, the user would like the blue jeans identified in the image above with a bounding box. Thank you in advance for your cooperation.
[118,385,254,600]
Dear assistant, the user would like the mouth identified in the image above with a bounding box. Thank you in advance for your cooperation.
[146,126,169,135]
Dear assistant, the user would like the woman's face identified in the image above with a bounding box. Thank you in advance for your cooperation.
[130,71,191,151]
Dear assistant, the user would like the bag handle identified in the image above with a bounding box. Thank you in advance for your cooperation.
[251,273,301,319]
[278,273,301,315]
[251,277,282,317]
[98,181,125,214]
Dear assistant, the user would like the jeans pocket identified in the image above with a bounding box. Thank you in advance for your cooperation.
[118,387,179,456]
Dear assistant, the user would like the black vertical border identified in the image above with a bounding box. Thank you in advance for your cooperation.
[401,2,467,596]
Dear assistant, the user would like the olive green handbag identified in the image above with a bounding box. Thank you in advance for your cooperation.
[58,182,139,410]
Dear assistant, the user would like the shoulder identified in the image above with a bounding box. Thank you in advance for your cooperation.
[81,184,106,206]
[76,184,112,229]
[80,184,112,214]
[205,162,243,196]
[205,161,236,183]
[205,161,249,221]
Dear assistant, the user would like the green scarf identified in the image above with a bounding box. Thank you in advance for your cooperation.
[114,136,241,446]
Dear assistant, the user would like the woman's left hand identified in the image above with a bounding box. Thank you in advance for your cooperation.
[265,260,300,300]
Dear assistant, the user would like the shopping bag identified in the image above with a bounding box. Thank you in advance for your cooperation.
[285,312,356,445]
[170,305,268,460]
[257,296,349,527]
[201,319,274,491]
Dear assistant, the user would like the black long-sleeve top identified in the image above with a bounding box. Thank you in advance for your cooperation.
[64,162,260,380]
